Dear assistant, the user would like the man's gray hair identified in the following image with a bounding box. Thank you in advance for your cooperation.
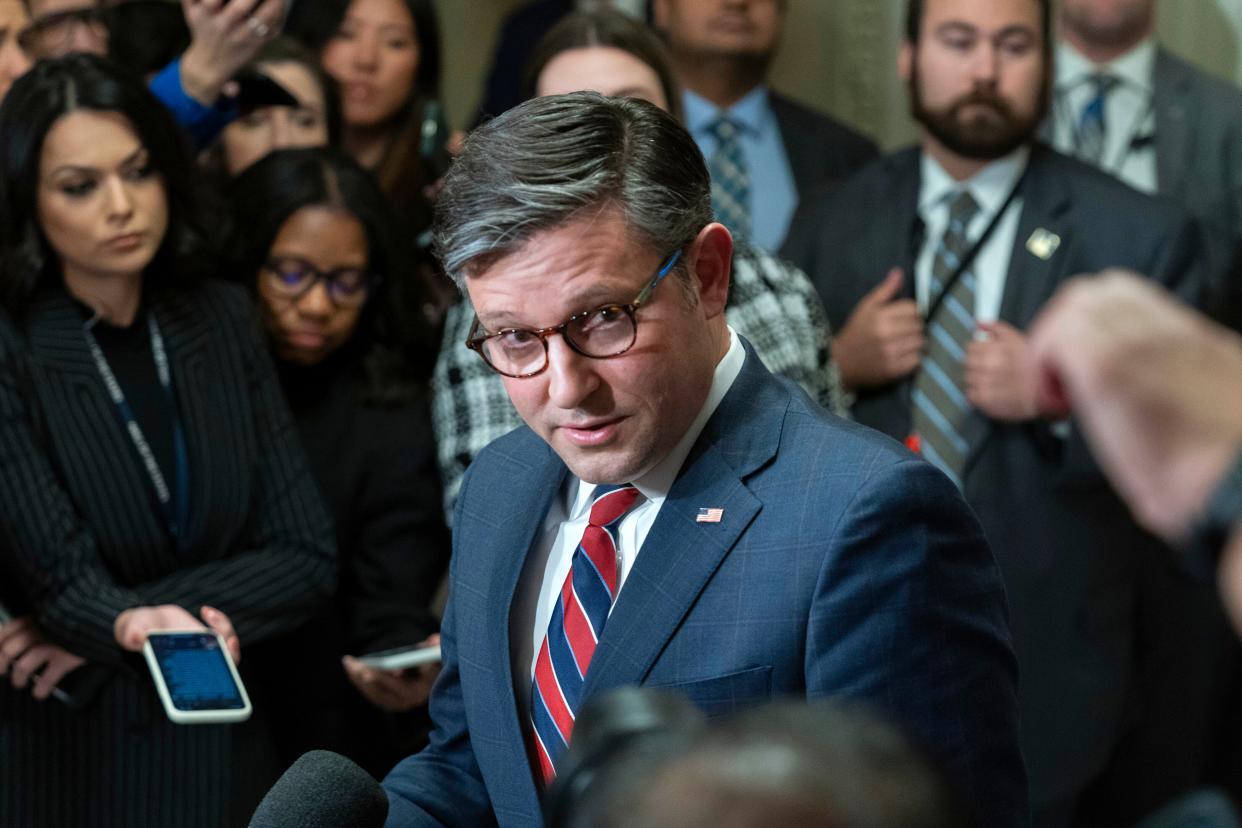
[433,91,713,287]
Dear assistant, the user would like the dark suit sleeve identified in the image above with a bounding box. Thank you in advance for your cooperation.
[130,294,336,645]
[382,468,497,828]
[808,458,1028,828]
[0,324,143,663]
[346,395,450,653]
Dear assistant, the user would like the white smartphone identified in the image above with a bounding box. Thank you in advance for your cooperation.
[357,642,442,672]
[142,631,251,724]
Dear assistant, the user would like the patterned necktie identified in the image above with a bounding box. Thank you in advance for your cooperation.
[913,190,981,490]
[708,116,752,240]
[529,484,643,784]
[1077,72,1121,166]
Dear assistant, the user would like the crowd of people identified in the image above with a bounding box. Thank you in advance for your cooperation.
[0,0,1238,826]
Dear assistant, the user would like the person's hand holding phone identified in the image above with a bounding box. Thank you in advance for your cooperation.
[179,0,286,106]
[343,634,441,713]
[114,604,241,664]
[0,616,86,701]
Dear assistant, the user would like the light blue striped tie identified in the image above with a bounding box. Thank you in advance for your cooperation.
[708,116,752,240]
[913,190,980,489]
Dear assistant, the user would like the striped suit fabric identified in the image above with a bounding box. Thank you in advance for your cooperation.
[0,280,335,827]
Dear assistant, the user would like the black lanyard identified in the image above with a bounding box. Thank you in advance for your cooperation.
[83,314,191,542]
[923,169,1028,325]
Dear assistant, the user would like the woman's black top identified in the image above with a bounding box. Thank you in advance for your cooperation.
[247,347,450,781]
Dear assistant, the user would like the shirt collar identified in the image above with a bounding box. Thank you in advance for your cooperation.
[1056,37,1157,94]
[684,86,773,137]
[919,144,1030,220]
[569,326,745,518]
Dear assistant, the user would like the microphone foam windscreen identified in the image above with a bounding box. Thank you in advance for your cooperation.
[250,750,389,828]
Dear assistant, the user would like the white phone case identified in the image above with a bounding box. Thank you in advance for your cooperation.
[142,631,252,724]
[357,643,442,671]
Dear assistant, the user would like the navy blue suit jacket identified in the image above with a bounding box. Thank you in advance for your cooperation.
[382,342,1028,827]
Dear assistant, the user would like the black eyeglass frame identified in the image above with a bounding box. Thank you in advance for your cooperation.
[260,255,380,310]
[466,249,685,379]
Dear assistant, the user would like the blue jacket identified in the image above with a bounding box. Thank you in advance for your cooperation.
[383,342,1029,826]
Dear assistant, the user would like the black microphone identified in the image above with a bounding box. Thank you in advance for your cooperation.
[250,750,388,828]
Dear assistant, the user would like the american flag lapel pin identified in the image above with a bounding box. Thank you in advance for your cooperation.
[696,507,724,524]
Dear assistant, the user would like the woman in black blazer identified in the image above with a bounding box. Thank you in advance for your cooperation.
[0,56,335,826]
[227,147,449,781]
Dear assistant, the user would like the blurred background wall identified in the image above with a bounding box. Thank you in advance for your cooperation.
[435,0,1242,148]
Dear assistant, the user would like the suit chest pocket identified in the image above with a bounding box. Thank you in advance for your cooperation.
[648,665,773,718]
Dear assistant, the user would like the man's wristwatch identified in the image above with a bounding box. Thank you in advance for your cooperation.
[1184,449,1242,581]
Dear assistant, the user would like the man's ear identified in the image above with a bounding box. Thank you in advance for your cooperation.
[898,41,914,84]
[688,223,732,320]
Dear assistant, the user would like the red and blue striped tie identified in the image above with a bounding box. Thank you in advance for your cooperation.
[530,484,642,784]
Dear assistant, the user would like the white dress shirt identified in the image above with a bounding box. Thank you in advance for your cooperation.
[1053,38,1158,194]
[511,328,746,718]
[915,146,1029,324]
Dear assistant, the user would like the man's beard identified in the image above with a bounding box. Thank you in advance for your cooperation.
[909,67,1046,161]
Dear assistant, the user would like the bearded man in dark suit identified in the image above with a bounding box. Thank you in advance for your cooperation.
[783,0,1217,824]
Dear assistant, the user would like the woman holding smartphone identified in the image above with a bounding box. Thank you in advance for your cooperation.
[0,55,334,827]
[228,146,448,779]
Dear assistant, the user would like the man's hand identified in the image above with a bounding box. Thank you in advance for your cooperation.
[0,617,86,701]
[178,0,285,106]
[965,321,1039,423]
[114,604,241,663]
[1028,270,1242,539]
[831,268,925,390]
[343,634,441,713]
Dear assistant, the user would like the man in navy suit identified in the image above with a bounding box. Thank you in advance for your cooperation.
[381,91,1027,827]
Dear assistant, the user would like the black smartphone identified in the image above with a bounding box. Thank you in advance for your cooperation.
[0,600,111,710]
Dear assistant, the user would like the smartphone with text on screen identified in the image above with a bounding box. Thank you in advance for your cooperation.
[142,631,251,724]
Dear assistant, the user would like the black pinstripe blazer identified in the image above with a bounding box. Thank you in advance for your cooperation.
[0,279,336,827]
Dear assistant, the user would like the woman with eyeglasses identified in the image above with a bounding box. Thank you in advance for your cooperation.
[0,55,334,826]
[227,146,449,780]
[287,0,456,322]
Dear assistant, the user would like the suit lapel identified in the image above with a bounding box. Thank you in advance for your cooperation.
[580,346,779,699]
[997,148,1074,330]
[963,147,1073,473]
[149,288,216,551]
[1153,49,1192,203]
[770,93,815,199]
[472,436,567,773]
[849,153,929,444]
[24,289,166,542]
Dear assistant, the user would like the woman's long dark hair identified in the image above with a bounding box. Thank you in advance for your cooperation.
[523,10,684,122]
[287,0,444,226]
[227,147,436,399]
[0,54,221,319]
